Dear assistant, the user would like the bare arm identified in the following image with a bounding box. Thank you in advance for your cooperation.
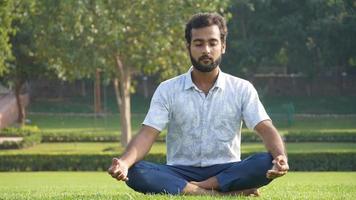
[120,125,159,167]
[255,120,286,158]
[108,125,159,181]
[255,120,289,179]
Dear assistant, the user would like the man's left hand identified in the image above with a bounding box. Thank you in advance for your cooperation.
[266,154,289,179]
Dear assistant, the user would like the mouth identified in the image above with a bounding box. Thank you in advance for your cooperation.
[199,56,213,64]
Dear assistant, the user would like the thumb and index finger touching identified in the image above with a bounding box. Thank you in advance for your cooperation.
[272,155,289,171]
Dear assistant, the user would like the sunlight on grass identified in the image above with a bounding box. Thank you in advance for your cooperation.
[0,172,355,200]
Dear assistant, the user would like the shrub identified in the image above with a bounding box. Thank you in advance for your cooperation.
[0,152,355,171]
[41,132,120,142]
[0,126,42,149]
[285,130,356,142]
[241,130,356,143]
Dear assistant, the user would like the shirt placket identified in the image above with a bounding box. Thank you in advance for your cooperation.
[200,90,214,166]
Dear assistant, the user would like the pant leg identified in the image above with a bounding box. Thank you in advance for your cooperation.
[126,161,188,195]
[216,152,274,192]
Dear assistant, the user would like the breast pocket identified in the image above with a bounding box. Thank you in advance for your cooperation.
[212,105,239,142]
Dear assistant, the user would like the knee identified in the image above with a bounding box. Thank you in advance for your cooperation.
[251,152,274,171]
[126,161,154,193]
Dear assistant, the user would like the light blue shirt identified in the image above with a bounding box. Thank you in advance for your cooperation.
[143,67,270,167]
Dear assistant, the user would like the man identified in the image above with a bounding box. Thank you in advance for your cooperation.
[108,12,289,196]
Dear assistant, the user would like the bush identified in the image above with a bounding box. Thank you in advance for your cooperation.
[0,152,355,171]
[0,126,42,149]
[38,130,356,143]
[285,130,356,142]
[241,130,356,143]
[41,132,120,142]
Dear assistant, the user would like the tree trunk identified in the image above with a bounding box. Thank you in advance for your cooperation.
[94,68,102,114]
[114,55,132,147]
[14,80,25,126]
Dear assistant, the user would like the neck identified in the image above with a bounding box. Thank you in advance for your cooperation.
[191,67,219,94]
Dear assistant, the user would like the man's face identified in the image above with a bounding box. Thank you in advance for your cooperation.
[188,25,226,73]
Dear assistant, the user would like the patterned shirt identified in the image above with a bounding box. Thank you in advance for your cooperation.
[143,67,270,167]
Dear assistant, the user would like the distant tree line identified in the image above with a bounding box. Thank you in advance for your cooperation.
[222,0,356,79]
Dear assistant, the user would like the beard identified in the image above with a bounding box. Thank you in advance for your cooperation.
[190,52,222,73]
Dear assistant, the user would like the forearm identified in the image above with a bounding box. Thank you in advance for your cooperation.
[255,120,287,159]
[120,125,159,167]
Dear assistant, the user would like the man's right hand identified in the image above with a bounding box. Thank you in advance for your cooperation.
[108,158,129,181]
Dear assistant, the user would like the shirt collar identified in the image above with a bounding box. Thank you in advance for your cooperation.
[184,66,226,91]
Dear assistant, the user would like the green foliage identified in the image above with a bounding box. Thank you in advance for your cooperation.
[41,132,119,143]
[33,0,231,80]
[286,130,356,142]
[34,129,356,143]
[0,0,15,75]
[242,130,356,142]
[223,0,356,78]
[0,152,355,171]
[0,125,41,149]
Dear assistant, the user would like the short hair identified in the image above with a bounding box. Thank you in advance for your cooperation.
[185,12,228,44]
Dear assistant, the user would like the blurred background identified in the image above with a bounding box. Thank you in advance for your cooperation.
[0,0,355,171]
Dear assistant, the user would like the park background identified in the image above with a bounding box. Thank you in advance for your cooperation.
[0,0,356,199]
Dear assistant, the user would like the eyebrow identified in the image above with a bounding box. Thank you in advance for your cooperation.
[192,38,219,43]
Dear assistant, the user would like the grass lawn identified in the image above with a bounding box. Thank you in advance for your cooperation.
[1,142,355,155]
[0,172,355,200]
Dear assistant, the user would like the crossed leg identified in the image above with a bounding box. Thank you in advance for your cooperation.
[126,153,273,196]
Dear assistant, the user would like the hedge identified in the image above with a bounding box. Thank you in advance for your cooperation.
[38,130,356,143]
[285,131,356,142]
[0,126,42,149]
[0,152,355,171]
[41,132,120,142]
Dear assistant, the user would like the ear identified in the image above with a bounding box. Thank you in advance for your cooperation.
[222,42,226,54]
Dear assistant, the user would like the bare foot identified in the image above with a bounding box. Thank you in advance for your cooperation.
[189,180,260,197]
[182,182,219,196]
[190,177,219,190]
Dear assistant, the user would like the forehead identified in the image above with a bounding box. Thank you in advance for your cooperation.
[191,25,221,42]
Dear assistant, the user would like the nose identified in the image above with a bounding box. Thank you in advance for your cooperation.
[202,44,211,55]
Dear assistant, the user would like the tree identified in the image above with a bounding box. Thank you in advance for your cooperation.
[223,0,356,83]
[34,0,230,146]
[0,0,16,75]
[0,0,47,126]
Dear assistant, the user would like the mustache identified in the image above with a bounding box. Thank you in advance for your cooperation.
[199,55,213,61]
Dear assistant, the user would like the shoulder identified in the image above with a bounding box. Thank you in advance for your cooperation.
[155,73,186,94]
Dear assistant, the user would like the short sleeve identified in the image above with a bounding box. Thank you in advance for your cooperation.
[142,84,170,132]
[241,82,270,130]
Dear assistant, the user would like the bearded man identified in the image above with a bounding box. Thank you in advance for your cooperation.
[108,12,289,196]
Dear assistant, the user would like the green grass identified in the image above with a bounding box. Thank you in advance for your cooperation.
[1,142,355,155]
[0,172,355,199]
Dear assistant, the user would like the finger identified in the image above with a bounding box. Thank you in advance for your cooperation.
[115,172,129,181]
[112,158,120,165]
[108,166,117,175]
[116,172,127,180]
[111,169,123,178]
[279,164,289,171]
[267,170,287,177]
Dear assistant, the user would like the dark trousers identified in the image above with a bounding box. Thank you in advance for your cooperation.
[126,152,273,194]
